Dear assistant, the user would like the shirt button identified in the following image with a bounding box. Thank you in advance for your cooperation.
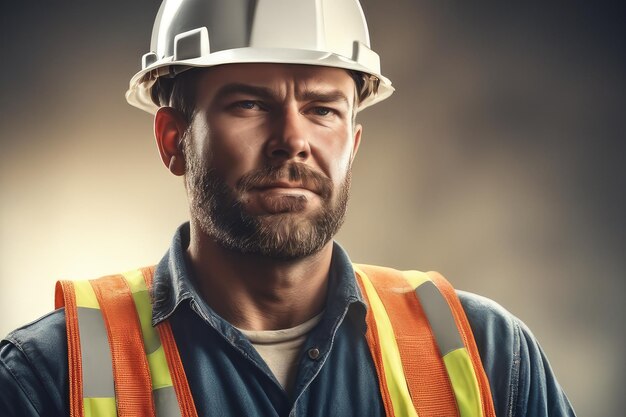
[307,347,321,360]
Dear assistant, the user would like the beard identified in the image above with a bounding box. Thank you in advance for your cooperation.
[184,142,351,260]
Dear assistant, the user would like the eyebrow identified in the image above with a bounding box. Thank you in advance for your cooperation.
[212,83,351,108]
[300,89,351,108]
[213,83,275,102]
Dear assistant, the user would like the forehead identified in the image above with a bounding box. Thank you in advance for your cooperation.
[195,63,356,100]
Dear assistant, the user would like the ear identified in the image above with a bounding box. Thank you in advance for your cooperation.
[350,123,363,163]
[154,107,187,176]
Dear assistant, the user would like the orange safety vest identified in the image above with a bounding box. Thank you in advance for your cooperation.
[55,265,496,417]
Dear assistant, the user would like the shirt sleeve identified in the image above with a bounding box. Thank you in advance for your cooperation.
[458,290,576,417]
[0,342,45,416]
[0,310,69,417]
[514,317,576,417]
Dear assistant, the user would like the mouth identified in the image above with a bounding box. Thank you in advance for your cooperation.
[253,181,319,195]
[245,186,311,214]
[237,163,332,200]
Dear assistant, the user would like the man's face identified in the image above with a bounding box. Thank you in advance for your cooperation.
[183,63,362,259]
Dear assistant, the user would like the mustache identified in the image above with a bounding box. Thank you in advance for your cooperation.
[237,163,333,199]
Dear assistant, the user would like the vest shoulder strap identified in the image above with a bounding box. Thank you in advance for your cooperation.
[353,264,496,417]
[55,267,198,417]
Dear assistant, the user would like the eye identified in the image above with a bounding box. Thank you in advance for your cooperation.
[311,107,334,116]
[235,100,261,110]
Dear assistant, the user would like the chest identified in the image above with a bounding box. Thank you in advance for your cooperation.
[172,307,385,417]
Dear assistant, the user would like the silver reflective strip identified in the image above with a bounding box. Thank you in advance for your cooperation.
[414,281,464,356]
[154,386,182,417]
[76,307,115,398]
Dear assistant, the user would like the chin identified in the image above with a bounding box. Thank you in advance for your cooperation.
[247,216,332,259]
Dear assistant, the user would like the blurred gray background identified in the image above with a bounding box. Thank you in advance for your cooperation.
[1,2,624,415]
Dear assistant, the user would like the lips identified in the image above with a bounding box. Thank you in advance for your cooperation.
[253,181,318,194]
[248,184,312,214]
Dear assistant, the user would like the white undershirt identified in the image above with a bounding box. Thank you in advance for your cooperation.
[238,313,323,395]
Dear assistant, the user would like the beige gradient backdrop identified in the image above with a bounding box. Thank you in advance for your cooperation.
[1,2,624,416]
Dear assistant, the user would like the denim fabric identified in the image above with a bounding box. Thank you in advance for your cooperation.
[0,223,576,416]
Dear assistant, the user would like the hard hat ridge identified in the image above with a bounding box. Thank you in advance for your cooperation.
[126,0,394,114]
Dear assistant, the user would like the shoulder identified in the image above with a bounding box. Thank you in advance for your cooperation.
[456,290,520,352]
[1,309,68,416]
[456,290,576,417]
[3,308,67,361]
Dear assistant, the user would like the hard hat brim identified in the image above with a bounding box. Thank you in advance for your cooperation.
[125,47,394,115]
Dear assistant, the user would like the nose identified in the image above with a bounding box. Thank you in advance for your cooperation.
[265,106,311,162]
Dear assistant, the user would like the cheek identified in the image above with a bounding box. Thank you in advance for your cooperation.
[200,117,268,185]
[315,128,355,180]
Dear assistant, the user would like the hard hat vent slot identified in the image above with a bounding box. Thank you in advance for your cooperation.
[142,52,159,70]
[174,27,211,61]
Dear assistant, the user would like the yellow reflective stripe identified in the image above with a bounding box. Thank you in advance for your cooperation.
[355,267,419,417]
[83,397,116,417]
[124,270,161,354]
[132,289,161,353]
[74,280,100,309]
[147,345,174,389]
[124,268,148,293]
[443,348,483,417]
[401,270,431,290]
[123,270,153,346]
[122,270,174,391]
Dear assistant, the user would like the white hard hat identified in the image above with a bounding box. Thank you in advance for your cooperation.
[125,0,394,114]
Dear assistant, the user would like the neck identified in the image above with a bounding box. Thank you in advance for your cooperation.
[186,225,333,331]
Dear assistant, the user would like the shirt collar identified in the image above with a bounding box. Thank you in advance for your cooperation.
[151,222,195,326]
[151,222,366,328]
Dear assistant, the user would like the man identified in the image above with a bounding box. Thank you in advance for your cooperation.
[0,1,576,416]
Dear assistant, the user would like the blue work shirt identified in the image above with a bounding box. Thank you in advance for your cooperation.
[0,223,576,416]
